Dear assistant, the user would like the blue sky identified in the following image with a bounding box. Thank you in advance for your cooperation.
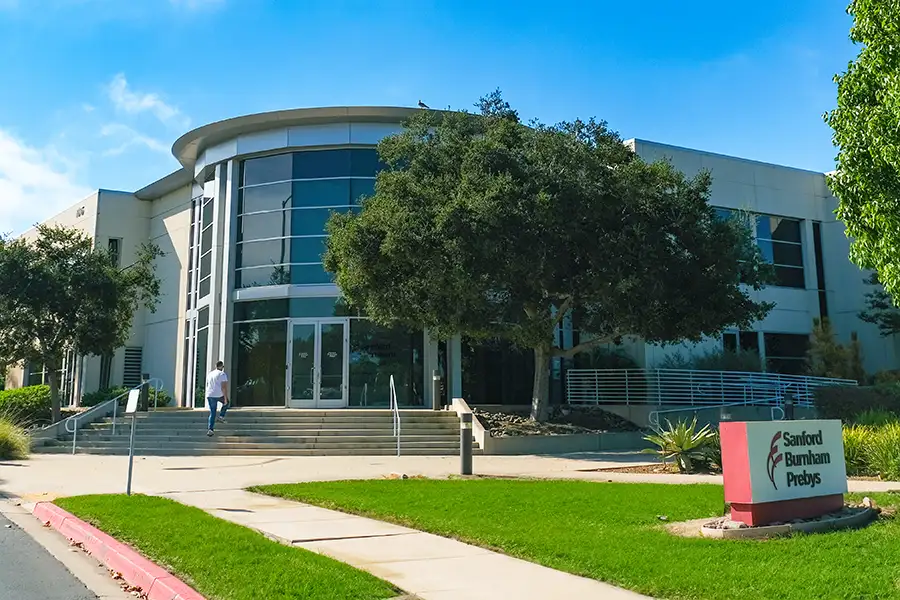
[0,0,858,234]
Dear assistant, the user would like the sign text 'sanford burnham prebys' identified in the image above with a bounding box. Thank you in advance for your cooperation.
[722,420,847,525]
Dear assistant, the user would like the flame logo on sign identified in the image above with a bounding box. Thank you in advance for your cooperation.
[767,431,784,489]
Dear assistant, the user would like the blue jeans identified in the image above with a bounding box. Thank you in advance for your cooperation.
[207,397,228,431]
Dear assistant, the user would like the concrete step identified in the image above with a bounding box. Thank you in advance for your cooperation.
[73,434,460,444]
[43,439,460,450]
[35,446,468,457]
[91,421,457,430]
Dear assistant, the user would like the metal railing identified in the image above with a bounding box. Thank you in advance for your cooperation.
[566,368,857,408]
[389,374,400,456]
[63,377,165,455]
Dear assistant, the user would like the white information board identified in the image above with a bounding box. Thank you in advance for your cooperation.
[125,389,140,415]
[745,420,847,503]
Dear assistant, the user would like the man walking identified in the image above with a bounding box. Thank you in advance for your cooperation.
[205,360,229,437]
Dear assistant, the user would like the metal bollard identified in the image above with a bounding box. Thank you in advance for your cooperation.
[432,370,442,411]
[784,391,794,420]
[460,412,473,475]
[138,373,150,412]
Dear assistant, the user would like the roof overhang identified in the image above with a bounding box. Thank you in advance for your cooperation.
[171,106,420,169]
[134,167,193,200]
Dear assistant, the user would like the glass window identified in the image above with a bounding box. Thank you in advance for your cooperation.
[290,263,333,285]
[290,208,336,237]
[757,216,802,244]
[764,332,809,375]
[199,277,211,298]
[202,198,214,228]
[237,239,291,268]
[198,306,210,330]
[773,266,805,289]
[757,240,803,267]
[239,211,290,242]
[351,179,376,203]
[194,327,208,407]
[239,182,292,215]
[243,154,293,187]
[234,297,354,321]
[234,321,287,406]
[349,320,424,407]
[462,336,535,405]
[200,252,212,280]
[292,179,350,208]
[293,149,351,180]
[236,265,291,288]
[201,226,213,252]
[723,332,737,352]
[289,236,327,265]
[350,149,382,177]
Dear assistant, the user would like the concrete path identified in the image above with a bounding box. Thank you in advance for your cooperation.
[165,488,649,600]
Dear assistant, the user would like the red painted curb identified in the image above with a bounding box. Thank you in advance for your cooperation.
[33,502,205,600]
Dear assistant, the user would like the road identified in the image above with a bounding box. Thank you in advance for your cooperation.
[0,512,98,600]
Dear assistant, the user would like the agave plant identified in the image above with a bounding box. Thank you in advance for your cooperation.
[643,417,718,473]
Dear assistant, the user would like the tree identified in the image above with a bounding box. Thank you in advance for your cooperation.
[807,317,866,383]
[859,273,900,337]
[0,225,162,422]
[826,1,900,300]
[324,92,773,421]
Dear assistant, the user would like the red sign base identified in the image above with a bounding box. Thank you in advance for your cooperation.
[730,493,844,527]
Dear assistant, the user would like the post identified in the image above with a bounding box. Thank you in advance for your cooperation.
[460,412,473,475]
[432,370,442,411]
[126,414,136,496]
[784,390,794,420]
[138,373,150,412]
[124,389,140,496]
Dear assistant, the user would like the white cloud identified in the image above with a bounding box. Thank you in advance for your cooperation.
[100,123,169,156]
[81,103,96,113]
[0,129,92,236]
[106,73,189,129]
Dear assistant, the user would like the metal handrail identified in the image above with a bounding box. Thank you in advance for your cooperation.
[648,399,786,430]
[389,375,400,457]
[63,378,165,455]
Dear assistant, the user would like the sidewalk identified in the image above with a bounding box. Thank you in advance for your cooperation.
[164,488,650,600]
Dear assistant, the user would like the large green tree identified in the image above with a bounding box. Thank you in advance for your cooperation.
[859,273,900,337]
[0,225,162,422]
[826,1,900,299]
[325,92,773,421]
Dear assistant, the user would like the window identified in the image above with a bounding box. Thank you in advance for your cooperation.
[233,297,357,321]
[812,222,828,317]
[235,149,380,288]
[199,196,214,299]
[764,333,809,374]
[756,216,804,288]
[107,238,121,268]
[99,355,113,390]
[723,331,760,354]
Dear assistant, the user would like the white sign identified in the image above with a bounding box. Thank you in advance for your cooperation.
[125,389,140,415]
[746,420,847,503]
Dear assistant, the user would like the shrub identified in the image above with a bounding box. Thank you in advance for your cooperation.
[576,348,640,370]
[864,422,900,481]
[873,370,900,386]
[658,349,762,372]
[815,385,900,421]
[81,386,173,408]
[643,417,718,473]
[807,318,867,383]
[0,417,29,460]
[842,424,872,476]
[0,385,51,427]
[853,409,900,427]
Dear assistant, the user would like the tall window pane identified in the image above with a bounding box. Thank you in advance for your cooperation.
[292,179,351,208]
[293,149,351,179]
[243,154,293,186]
[237,239,291,268]
[234,322,287,406]
[289,236,327,264]
[239,210,290,242]
[349,321,424,407]
[290,263,333,285]
[240,182,292,215]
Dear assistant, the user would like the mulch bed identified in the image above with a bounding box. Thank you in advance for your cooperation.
[473,405,639,438]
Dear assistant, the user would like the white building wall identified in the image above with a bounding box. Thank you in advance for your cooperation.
[630,139,899,374]
[142,184,193,400]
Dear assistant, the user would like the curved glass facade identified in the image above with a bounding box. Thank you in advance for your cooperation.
[235,149,379,288]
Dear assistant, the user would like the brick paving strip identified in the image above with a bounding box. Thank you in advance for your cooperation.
[32,502,204,600]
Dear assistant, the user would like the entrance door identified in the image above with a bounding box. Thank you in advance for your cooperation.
[287,319,348,408]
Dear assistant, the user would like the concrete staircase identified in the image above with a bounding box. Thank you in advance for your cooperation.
[35,409,472,456]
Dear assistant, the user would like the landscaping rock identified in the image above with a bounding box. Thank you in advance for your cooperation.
[473,405,639,438]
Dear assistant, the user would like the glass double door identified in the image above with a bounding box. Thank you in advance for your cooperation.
[286,319,349,408]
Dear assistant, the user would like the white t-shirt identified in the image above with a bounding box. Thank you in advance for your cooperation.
[205,369,228,399]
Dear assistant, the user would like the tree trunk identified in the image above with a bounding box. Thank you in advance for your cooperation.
[530,345,551,422]
[47,367,61,424]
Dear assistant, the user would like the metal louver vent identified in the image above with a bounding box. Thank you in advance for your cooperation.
[123,347,143,388]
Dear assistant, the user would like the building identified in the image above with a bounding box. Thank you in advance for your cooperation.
[6,107,899,408]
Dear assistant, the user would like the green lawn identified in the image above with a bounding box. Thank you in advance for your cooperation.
[255,480,900,600]
[55,495,399,600]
